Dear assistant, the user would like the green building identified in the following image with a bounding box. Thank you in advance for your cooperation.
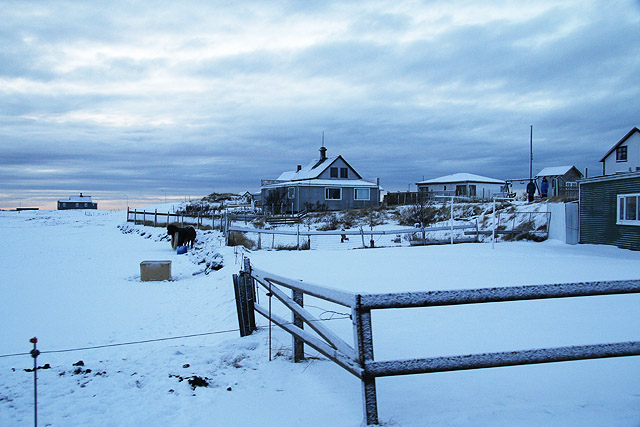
[579,172,640,250]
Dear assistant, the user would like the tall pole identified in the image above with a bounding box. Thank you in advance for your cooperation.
[529,125,533,180]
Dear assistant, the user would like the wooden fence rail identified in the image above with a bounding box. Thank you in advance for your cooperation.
[233,261,640,425]
[126,209,225,229]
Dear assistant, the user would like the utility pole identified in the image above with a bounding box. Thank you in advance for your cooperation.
[529,125,533,180]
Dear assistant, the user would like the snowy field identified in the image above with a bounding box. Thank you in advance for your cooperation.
[1,208,639,426]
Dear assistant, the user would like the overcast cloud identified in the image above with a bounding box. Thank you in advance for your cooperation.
[1,0,639,209]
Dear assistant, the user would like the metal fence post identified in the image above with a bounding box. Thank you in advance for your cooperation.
[292,289,305,362]
[353,294,378,425]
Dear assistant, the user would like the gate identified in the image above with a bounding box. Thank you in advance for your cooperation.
[233,259,640,425]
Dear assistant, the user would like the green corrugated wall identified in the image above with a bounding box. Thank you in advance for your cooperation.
[579,176,640,250]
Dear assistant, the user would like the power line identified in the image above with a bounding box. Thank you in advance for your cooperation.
[0,314,351,360]
[0,329,239,359]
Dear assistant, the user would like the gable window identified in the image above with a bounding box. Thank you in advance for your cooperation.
[616,146,628,162]
[617,193,640,225]
[330,167,338,178]
[288,187,295,199]
[325,188,342,200]
[354,188,370,200]
[340,168,348,178]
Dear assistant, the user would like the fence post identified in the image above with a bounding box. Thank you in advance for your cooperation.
[154,209,157,227]
[353,295,378,425]
[292,289,304,362]
[360,226,366,248]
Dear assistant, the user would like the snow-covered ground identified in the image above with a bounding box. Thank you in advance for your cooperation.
[1,208,639,426]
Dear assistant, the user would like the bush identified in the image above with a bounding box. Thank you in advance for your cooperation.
[228,231,254,249]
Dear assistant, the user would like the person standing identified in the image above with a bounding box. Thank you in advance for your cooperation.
[526,180,536,202]
[540,177,549,198]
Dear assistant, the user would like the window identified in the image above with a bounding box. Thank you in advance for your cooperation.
[354,188,370,200]
[340,168,348,178]
[288,187,295,199]
[330,167,338,178]
[616,146,628,162]
[325,188,342,200]
[469,185,477,197]
[455,185,467,196]
[617,193,640,225]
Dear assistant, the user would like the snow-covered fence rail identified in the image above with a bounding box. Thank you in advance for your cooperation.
[126,209,223,229]
[227,221,478,250]
[233,261,640,425]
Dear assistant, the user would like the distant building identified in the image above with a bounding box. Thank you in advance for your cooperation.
[535,166,583,199]
[261,146,380,213]
[600,127,640,175]
[57,193,98,210]
[416,173,505,201]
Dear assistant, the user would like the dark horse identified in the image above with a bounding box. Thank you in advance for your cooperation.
[167,224,197,249]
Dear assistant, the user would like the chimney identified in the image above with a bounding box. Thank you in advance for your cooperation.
[319,146,327,161]
[297,164,302,172]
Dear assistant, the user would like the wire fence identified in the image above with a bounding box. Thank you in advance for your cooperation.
[229,221,480,250]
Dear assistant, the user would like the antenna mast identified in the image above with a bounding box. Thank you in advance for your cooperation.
[529,125,533,180]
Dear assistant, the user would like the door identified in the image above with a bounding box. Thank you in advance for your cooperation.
[565,202,579,245]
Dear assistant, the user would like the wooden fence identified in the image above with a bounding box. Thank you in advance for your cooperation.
[126,209,225,229]
[233,258,640,425]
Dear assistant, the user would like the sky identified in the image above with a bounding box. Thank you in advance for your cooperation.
[1,0,640,210]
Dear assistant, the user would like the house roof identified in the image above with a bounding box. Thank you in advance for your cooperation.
[61,195,94,202]
[599,127,640,162]
[416,173,505,185]
[263,179,378,189]
[535,166,582,178]
[276,154,363,181]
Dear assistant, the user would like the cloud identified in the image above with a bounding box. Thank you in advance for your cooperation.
[1,0,639,209]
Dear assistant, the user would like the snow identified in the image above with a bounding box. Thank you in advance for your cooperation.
[1,209,639,426]
[535,166,576,177]
[416,173,505,184]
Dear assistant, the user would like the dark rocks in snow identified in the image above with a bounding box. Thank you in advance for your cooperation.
[169,374,210,390]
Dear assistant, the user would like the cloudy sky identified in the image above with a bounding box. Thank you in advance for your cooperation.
[2,0,639,209]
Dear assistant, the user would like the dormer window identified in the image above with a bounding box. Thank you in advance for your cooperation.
[616,146,627,162]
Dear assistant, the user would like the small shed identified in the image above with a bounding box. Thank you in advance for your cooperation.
[57,193,98,210]
[579,171,640,251]
[535,166,583,198]
[416,173,505,201]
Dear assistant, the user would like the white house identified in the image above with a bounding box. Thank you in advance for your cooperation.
[416,173,505,200]
[600,127,640,175]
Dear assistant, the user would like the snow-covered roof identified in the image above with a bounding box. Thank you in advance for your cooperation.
[263,179,378,188]
[277,156,341,181]
[417,173,505,185]
[60,195,94,202]
[535,166,578,178]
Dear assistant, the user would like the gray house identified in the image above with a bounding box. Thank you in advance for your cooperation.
[579,172,640,251]
[57,193,98,210]
[535,165,583,198]
[261,147,380,213]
